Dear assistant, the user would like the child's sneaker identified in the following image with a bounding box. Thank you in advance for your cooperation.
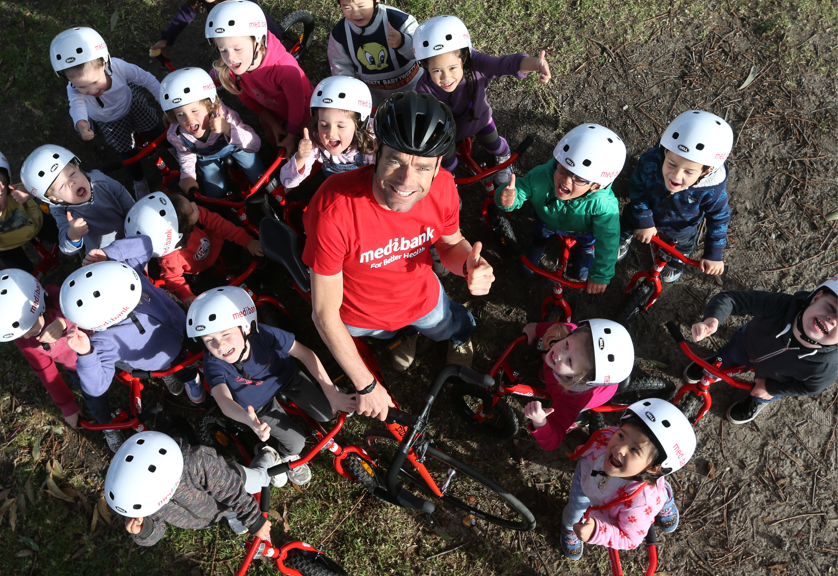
[103,429,125,453]
[660,260,684,283]
[183,372,206,404]
[133,179,150,199]
[617,235,632,262]
[656,482,679,533]
[282,454,312,486]
[225,512,248,535]
[161,374,184,396]
[560,526,583,561]
[492,152,513,188]
[257,445,287,487]
[726,396,767,425]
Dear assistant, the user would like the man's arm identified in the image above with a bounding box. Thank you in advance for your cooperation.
[434,232,494,296]
[310,271,394,421]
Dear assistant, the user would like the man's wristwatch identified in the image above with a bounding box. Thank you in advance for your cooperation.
[356,378,377,395]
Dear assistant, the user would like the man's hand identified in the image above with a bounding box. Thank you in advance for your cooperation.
[586,279,607,295]
[38,319,67,344]
[246,239,263,257]
[534,50,551,83]
[295,128,313,170]
[499,174,516,207]
[125,517,144,534]
[67,212,89,242]
[524,401,554,429]
[751,377,774,401]
[356,383,395,422]
[633,227,656,244]
[690,317,719,342]
[66,325,92,356]
[76,120,94,141]
[573,519,595,542]
[82,248,109,266]
[64,410,80,429]
[465,242,494,296]
[247,405,271,441]
[700,259,724,275]
[385,22,402,48]
[253,519,271,542]
[181,295,197,310]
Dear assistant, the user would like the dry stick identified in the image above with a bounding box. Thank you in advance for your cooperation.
[643,10,671,22]
[823,415,838,460]
[734,107,753,148]
[813,546,838,554]
[766,465,786,502]
[759,250,825,273]
[787,424,825,466]
[319,492,366,547]
[767,439,809,471]
[767,512,825,526]
[687,484,747,524]
[530,533,553,576]
[636,105,665,130]
[721,420,728,461]
[424,542,468,561]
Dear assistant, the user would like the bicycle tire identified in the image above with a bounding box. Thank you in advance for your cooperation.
[342,452,387,502]
[285,548,348,576]
[678,393,704,425]
[615,280,653,324]
[486,203,522,259]
[588,411,608,433]
[196,415,254,457]
[363,429,536,531]
[448,378,519,440]
[610,375,677,405]
[278,10,316,60]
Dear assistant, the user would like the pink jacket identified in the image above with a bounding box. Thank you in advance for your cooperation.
[233,32,313,136]
[570,427,667,550]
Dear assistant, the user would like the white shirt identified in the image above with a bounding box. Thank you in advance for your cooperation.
[67,58,161,126]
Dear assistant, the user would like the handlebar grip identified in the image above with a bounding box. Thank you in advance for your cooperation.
[456,366,495,388]
[515,135,535,156]
[259,485,271,514]
[645,527,657,545]
[665,321,686,344]
[267,462,291,477]
[132,370,153,379]
[41,343,51,352]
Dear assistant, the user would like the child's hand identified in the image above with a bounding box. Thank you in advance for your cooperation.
[323,385,357,416]
[8,185,31,204]
[295,128,313,169]
[38,319,67,344]
[179,177,200,195]
[66,212,89,242]
[586,279,607,295]
[125,517,144,534]
[385,22,402,48]
[82,248,109,266]
[633,227,657,243]
[253,519,271,542]
[209,111,231,138]
[150,39,168,52]
[535,50,551,83]
[690,317,719,342]
[66,325,92,356]
[524,401,554,429]
[499,174,517,207]
[76,120,94,141]
[277,134,297,157]
[573,519,595,542]
[64,410,80,429]
[522,322,538,344]
[751,377,773,400]
[700,259,724,276]
[246,238,263,257]
[247,405,271,441]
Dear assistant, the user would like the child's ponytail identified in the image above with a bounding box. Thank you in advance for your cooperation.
[460,48,478,123]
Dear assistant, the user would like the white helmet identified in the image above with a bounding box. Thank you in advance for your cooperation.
[105,431,184,517]
[0,150,9,178]
[159,67,218,112]
[311,76,373,121]
[553,124,626,187]
[124,194,182,257]
[186,286,257,338]
[60,261,142,332]
[622,398,696,474]
[205,1,268,43]
[0,270,45,342]
[50,27,110,76]
[660,110,733,168]
[584,319,634,386]
[813,275,838,299]
[413,15,472,61]
[20,145,81,205]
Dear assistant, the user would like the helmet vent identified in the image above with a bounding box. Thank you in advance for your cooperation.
[562,144,569,152]
[338,92,346,99]
[93,291,100,298]
[0,275,6,280]
[662,419,671,428]
[422,40,429,47]
[0,289,5,295]
[604,328,611,334]
[137,439,145,445]
[445,34,452,40]
[159,448,167,455]
[126,455,134,462]
[715,120,721,125]
[317,90,322,96]
[672,131,680,140]
[607,354,615,362]
[75,299,83,307]
[208,313,217,321]
[53,154,60,159]
[130,284,136,291]
[607,138,613,143]
[148,465,157,473]
[164,94,169,100]
[159,209,166,217]
[12,321,19,328]
[228,19,236,26]
[184,87,191,94]
[76,47,83,54]
[133,504,142,510]
[582,159,591,167]
[695,143,705,150]
[38,170,45,177]
[642,401,651,406]
[109,491,114,499]
[85,271,93,278]
[69,280,75,287]
[188,319,193,326]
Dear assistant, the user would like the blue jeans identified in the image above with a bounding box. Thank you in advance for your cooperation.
[197,144,267,199]
[345,278,476,345]
[527,213,596,279]
[321,153,365,178]
[716,325,781,404]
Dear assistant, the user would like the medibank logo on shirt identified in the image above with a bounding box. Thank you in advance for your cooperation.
[360,227,435,269]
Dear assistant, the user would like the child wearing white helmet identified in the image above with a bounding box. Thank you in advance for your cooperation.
[0,269,83,429]
[413,15,551,187]
[280,76,375,188]
[20,144,135,256]
[106,431,277,547]
[618,110,734,283]
[522,318,634,451]
[561,399,696,561]
[328,0,423,107]
[687,275,838,425]
[50,27,165,197]
[125,192,262,307]
[497,123,627,294]
[187,286,356,486]
[0,150,59,272]
[206,1,313,154]
[161,67,268,199]
[62,235,204,452]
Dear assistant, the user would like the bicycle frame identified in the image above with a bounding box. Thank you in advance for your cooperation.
[31,239,59,281]
[518,233,587,322]
[607,530,658,576]
[623,235,702,314]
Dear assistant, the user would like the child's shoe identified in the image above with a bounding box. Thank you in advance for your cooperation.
[660,260,684,283]
[183,372,206,404]
[560,526,583,561]
[257,445,287,487]
[617,235,632,262]
[656,482,679,533]
[492,152,513,188]
[726,396,767,425]
[133,179,150,199]
[161,374,184,396]
[225,512,248,535]
[282,454,312,486]
[103,429,125,453]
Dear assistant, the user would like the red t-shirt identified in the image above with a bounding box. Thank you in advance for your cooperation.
[302,165,459,331]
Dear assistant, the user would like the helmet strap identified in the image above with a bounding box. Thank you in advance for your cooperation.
[232,327,253,380]
[128,311,146,335]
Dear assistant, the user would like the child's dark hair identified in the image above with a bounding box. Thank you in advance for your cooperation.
[167,192,195,250]
[307,109,375,156]
[164,98,221,126]
[620,414,669,485]
[186,0,205,11]
[420,48,478,122]
[61,57,106,81]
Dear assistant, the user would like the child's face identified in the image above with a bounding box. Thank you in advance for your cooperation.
[340,0,376,27]
[317,108,357,155]
[173,102,210,139]
[800,290,838,346]
[553,163,599,201]
[48,163,91,204]
[201,327,248,363]
[544,330,593,386]
[425,51,464,92]
[65,65,110,97]
[661,150,710,194]
[215,37,258,74]
[603,424,659,478]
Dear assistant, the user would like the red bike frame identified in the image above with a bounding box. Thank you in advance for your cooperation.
[623,235,702,313]
[518,233,587,322]
[31,238,59,281]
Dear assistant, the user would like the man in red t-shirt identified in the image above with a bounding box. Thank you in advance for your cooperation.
[302,91,495,421]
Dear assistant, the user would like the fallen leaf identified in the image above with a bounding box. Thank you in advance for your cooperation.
[0,498,14,522]
[25,480,35,505]
[76,490,92,515]
[49,459,66,480]
[173,551,198,563]
[432,528,455,541]
[825,210,838,222]
[89,506,99,536]
[51,425,64,435]
[280,503,290,533]
[110,10,119,31]
[14,549,33,558]
[32,435,41,462]
[0,488,11,501]
[707,462,715,479]
[16,492,26,517]
[45,477,75,503]
[69,544,87,562]
[462,514,476,527]
[97,495,112,524]
[645,358,669,369]
[10,500,16,531]
[18,535,39,551]
[268,509,282,521]
[738,65,759,90]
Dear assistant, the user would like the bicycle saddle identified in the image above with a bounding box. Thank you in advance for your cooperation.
[259,218,311,293]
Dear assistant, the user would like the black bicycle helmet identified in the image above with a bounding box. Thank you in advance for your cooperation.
[374,91,456,158]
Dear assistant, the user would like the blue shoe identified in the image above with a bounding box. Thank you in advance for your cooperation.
[656,482,679,533]
[660,260,684,283]
[560,527,584,561]
[184,373,206,404]
[617,235,632,262]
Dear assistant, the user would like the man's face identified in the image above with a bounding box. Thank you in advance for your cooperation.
[372,146,441,212]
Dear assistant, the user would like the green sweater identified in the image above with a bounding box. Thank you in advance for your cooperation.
[495,158,620,284]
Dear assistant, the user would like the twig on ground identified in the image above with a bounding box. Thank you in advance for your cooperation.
[424,542,468,561]
[319,492,366,547]
[767,512,825,526]
[767,439,808,471]
[721,420,728,461]
[530,533,553,576]
[760,250,825,273]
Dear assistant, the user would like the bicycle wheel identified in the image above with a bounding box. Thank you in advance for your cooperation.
[678,393,704,425]
[615,280,653,324]
[610,375,677,405]
[588,411,607,433]
[487,203,522,259]
[279,10,315,60]
[285,548,348,576]
[364,429,536,531]
[448,378,519,440]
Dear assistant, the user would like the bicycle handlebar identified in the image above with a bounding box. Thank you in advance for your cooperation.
[665,320,686,345]
[454,135,534,186]
[650,235,702,268]
[267,413,348,478]
[100,131,169,173]
[519,255,588,289]
[665,321,752,391]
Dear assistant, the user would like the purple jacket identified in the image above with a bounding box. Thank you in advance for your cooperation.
[75,236,187,397]
[416,50,526,140]
[161,1,281,46]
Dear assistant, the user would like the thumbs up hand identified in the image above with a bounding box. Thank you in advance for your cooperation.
[536,50,551,83]
[66,211,89,242]
[524,401,554,429]
[295,127,313,170]
[76,120,95,141]
[385,21,402,48]
[465,241,494,296]
[247,405,271,441]
[209,108,231,138]
[499,174,517,207]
